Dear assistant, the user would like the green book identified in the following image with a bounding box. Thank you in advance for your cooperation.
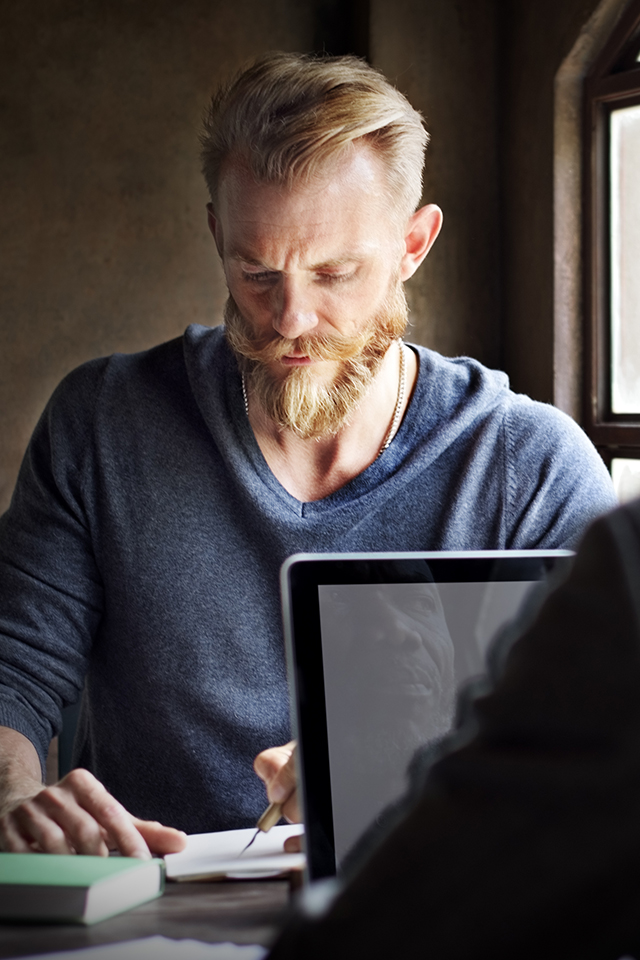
[0,853,165,925]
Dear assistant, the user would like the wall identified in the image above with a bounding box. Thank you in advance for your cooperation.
[499,0,604,402]
[371,0,501,367]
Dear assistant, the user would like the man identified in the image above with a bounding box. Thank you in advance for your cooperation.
[0,52,616,857]
[266,498,640,960]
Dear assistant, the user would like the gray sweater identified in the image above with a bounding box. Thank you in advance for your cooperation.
[0,325,616,832]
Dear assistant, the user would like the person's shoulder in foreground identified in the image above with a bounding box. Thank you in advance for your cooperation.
[268,498,640,960]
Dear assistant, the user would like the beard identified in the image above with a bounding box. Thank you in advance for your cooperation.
[224,279,409,440]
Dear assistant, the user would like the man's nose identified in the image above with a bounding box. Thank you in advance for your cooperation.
[384,622,422,651]
[366,610,423,651]
[272,277,319,340]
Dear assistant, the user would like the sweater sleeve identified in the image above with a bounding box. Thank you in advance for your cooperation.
[0,359,108,774]
[267,500,640,960]
[502,396,618,549]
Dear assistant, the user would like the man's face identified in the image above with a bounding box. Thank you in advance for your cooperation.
[209,146,410,436]
[322,582,456,742]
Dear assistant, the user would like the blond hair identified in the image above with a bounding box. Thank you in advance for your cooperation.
[200,52,428,220]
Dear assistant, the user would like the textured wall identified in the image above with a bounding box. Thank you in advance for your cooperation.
[499,0,603,402]
[0,0,315,511]
[371,0,501,367]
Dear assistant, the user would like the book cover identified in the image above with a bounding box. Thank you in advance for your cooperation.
[0,853,165,925]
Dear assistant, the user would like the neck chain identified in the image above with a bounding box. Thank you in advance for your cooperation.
[240,338,407,459]
[241,370,250,418]
[376,338,406,459]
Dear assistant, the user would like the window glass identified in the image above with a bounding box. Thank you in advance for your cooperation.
[610,104,640,413]
[611,457,640,502]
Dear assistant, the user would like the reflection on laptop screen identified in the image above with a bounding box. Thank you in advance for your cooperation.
[318,580,536,863]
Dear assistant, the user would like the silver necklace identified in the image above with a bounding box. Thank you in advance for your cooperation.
[376,338,406,459]
[241,370,250,417]
[241,338,407,459]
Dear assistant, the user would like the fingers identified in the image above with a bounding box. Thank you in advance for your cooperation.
[132,818,187,855]
[49,770,151,860]
[0,769,157,858]
[254,741,296,801]
[276,763,301,823]
[283,833,303,854]
[10,792,107,856]
[0,807,39,853]
[254,741,302,823]
[267,752,297,804]
[1,781,109,856]
[59,769,154,858]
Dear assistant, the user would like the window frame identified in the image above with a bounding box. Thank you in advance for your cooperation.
[584,0,640,461]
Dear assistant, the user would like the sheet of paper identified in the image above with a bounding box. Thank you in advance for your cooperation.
[165,824,305,880]
[21,936,267,960]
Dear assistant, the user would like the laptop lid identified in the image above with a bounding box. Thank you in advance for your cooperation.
[281,550,573,882]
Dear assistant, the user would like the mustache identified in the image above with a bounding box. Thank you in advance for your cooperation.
[223,303,374,366]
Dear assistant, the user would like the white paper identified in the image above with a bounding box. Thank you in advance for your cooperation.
[165,824,305,880]
[21,936,267,960]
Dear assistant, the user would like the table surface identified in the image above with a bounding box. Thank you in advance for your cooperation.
[0,878,291,959]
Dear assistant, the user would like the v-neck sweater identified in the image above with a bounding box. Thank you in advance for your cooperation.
[0,325,616,832]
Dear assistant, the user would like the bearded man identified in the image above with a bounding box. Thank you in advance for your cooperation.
[0,53,615,858]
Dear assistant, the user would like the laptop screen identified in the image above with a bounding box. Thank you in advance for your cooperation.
[282,551,573,880]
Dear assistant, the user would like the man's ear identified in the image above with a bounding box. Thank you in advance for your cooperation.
[206,202,224,259]
[399,204,443,281]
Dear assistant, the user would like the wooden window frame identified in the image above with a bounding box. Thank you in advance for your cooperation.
[584,0,640,461]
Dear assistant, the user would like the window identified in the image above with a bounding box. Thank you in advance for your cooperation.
[584,0,640,502]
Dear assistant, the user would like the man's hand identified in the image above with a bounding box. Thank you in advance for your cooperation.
[0,768,187,858]
[254,740,303,851]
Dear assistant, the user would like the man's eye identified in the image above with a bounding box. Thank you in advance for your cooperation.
[316,273,354,284]
[409,596,436,615]
[243,271,277,283]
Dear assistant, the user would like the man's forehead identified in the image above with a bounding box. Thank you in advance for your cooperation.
[213,145,408,269]
[217,146,392,226]
[229,249,370,269]
[221,197,391,263]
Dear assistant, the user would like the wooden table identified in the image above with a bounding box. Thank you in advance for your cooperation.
[0,878,291,958]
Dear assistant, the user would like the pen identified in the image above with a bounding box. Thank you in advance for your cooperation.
[240,800,283,854]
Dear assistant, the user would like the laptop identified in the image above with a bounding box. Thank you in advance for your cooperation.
[280,549,573,881]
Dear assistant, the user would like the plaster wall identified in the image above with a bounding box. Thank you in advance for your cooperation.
[371,0,501,367]
[499,0,604,402]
